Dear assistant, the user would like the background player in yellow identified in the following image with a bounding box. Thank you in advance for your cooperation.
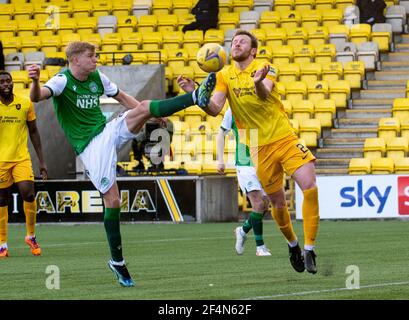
[0,70,48,258]
[179,30,320,274]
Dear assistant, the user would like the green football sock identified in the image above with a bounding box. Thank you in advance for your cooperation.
[242,219,252,233]
[250,211,264,246]
[149,93,194,117]
[104,207,123,262]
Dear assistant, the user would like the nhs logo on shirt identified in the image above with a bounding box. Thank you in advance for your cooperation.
[76,94,99,109]
[295,175,409,219]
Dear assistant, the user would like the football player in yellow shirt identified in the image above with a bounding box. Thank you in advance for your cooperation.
[179,30,320,274]
[0,70,47,258]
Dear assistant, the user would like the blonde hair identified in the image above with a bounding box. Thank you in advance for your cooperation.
[65,41,95,61]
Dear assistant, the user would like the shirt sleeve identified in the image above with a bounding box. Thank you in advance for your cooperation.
[98,71,119,97]
[44,73,67,97]
[27,101,36,121]
[215,71,228,94]
[220,107,232,132]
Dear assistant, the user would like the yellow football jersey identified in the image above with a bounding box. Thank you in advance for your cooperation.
[215,59,295,147]
[0,94,36,161]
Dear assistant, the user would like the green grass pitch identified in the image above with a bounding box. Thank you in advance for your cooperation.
[1,220,409,300]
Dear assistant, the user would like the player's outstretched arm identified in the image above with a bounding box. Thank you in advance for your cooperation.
[112,90,141,110]
[203,91,226,116]
[28,64,52,102]
[216,128,228,174]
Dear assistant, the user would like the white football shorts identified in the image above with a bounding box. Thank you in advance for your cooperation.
[79,111,137,194]
[236,165,265,195]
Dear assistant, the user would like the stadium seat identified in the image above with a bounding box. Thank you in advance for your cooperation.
[285,81,307,104]
[314,99,336,127]
[121,32,143,51]
[97,15,118,38]
[322,8,343,27]
[328,24,350,47]
[218,12,240,31]
[10,70,29,89]
[167,48,188,70]
[343,61,365,90]
[132,0,152,18]
[13,2,33,21]
[307,80,329,105]
[329,80,351,108]
[35,16,55,38]
[138,15,157,33]
[172,0,193,15]
[256,46,273,64]
[232,0,254,13]
[183,30,203,51]
[0,3,14,21]
[301,9,322,30]
[314,43,336,64]
[394,157,409,173]
[386,137,409,160]
[265,28,287,48]
[39,34,61,55]
[39,68,50,85]
[280,10,301,31]
[276,63,297,84]
[56,18,77,36]
[101,33,122,52]
[307,26,328,48]
[334,0,355,12]
[0,20,17,38]
[371,157,394,174]
[81,33,102,50]
[286,27,308,47]
[274,0,294,13]
[17,19,37,38]
[2,37,22,55]
[385,5,406,33]
[322,62,343,83]
[400,121,409,140]
[61,33,81,52]
[282,100,292,117]
[295,0,315,11]
[275,81,286,98]
[172,66,194,93]
[272,45,294,65]
[350,24,372,45]
[363,137,386,159]
[92,0,113,18]
[378,117,401,144]
[259,11,280,30]
[20,36,41,54]
[203,29,225,45]
[146,49,168,65]
[152,0,172,15]
[76,17,98,36]
[239,10,260,31]
[357,41,379,71]
[142,31,162,50]
[250,29,266,47]
[299,118,321,147]
[300,62,322,83]
[4,53,24,72]
[72,1,93,19]
[392,98,409,122]
[162,31,184,51]
[335,42,357,66]
[289,118,299,135]
[156,14,179,32]
[219,0,233,13]
[292,99,315,122]
[315,0,335,10]
[191,62,209,84]
[371,23,392,53]
[253,0,273,13]
[24,51,45,70]
[112,0,133,18]
[348,158,371,175]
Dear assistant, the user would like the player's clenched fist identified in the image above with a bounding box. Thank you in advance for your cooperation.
[27,64,40,80]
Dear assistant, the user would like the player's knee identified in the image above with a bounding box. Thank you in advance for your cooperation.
[252,197,267,212]
[21,190,35,202]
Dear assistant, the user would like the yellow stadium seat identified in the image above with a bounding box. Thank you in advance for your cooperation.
[167,48,188,70]
[152,0,172,15]
[286,27,308,47]
[35,16,55,37]
[293,44,315,64]
[301,9,322,30]
[386,137,409,160]
[156,14,179,32]
[321,61,343,83]
[162,30,184,50]
[282,100,292,117]
[173,0,193,15]
[61,33,81,52]
[299,118,321,147]
[138,15,158,33]
[251,29,266,47]
[117,16,138,33]
[185,105,206,123]
[378,117,400,144]
[300,62,322,83]
[265,28,287,48]
[371,25,392,53]
[272,45,293,65]
[147,49,168,65]
[191,62,208,84]
[295,0,315,11]
[10,70,29,89]
[177,13,196,31]
[371,157,394,174]
[206,114,224,131]
[315,0,334,10]
[328,24,350,46]
[92,0,113,18]
[2,37,22,55]
[278,63,300,83]
[259,11,280,30]
[343,61,365,90]
[289,118,299,135]
[72,1,92,19]
[285,81,307,104]
[121,32,143,51]
[0,20,17,39]
[275,81,286,98]
[76,17,97,36]
[363,137,386,159]
[81,33,102,49]
[307,80,329,104]
[350,24,372,45]
[314,99,336,127]
[112,0,133,18]
[334,0,354,12]
[292,99,314,122]
[183,30,203,51]
[322,8,342,27]
[40,35,61,54]
[314,43,336,64]
[186,47,199,66]
[256,46,273,63]
[172,66,194,93]
[142,31,162,50]
[165,66,174,93]
[232,0,253,13]
[49,0,73,19]
[274,0,294,13]
[39,69,50,86]
[13,3,33,21]
[402,121,409,140]
[17,19,37,38]
[348,158,371,175]
[203,29,224,45]
[280,10,301,31]
[56,18,77,36]
[394,157,409,173]
[307,26,329,48]
[20,36,42,54]
[45,65,63,76]
[101,33,122,51]
[219,0,233,13]
[0,4,14,21]
[132,0,153,18]
[329,80,350,108]
[218,12,240,31]
[392,98,409,122]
